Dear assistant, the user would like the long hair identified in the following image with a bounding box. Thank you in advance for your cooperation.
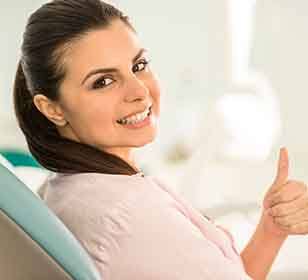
[13,0,139,175]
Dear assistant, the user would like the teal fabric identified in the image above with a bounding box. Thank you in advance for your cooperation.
[0,149,40,167]
[0,164,101,280]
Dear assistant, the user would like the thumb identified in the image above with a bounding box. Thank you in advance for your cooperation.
[274,147,289,185]
[263,147,289,208]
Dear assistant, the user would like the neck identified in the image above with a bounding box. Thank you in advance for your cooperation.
[104,147,141,172]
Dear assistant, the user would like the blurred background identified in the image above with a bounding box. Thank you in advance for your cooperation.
[1,0,308,278]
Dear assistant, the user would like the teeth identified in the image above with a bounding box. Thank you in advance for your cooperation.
[118,107,150,125]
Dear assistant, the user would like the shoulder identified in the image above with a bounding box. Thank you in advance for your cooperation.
[42,173,152,237]
[43,172,150,213]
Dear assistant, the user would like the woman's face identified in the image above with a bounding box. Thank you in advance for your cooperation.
[56,19,161,162]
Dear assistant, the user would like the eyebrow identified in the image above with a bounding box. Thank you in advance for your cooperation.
[81,48,147,85]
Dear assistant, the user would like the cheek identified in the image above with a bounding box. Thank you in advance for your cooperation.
[69,99,116,139]
[150,79,161,116]
[85,105,115,130]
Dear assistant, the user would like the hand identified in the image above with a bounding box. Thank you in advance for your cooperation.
[261,147,308,236]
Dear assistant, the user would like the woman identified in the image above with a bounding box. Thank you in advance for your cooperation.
[13,0,308,279]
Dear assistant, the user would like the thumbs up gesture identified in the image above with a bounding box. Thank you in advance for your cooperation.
[261,147,308,236]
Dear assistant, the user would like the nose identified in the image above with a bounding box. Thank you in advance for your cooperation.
[124,75,150,103]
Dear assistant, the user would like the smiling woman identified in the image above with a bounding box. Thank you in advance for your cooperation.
[13,1,255,279]
[14,0,160,176]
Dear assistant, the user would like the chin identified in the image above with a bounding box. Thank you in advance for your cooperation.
[131,129,157,147]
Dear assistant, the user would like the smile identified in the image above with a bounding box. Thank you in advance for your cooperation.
[117,106,152,125]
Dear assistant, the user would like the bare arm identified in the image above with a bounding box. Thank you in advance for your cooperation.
[240,213,287,280]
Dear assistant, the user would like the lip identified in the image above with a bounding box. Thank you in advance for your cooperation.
[119,105,152,120]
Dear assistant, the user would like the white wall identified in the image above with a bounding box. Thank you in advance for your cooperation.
[0,0,46,149]
[2,0,308,201]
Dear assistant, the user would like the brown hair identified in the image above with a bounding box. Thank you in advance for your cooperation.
[13,0,139,175]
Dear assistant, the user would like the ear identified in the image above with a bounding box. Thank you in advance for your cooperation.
[33,94,68,127]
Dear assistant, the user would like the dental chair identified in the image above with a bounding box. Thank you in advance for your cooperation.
[0,163,101,280]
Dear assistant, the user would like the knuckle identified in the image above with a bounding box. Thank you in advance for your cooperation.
[273,205,283,216]
[275,216,287,225]
[282,217,289,224]
[271,207,277,216]
[277,207,286,216]
[291,223,307,234]
[289,224,297,232]
[276,193,284,202]
[271,192,280,201]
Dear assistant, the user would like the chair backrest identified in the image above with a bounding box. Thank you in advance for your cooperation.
[0,163,101,280]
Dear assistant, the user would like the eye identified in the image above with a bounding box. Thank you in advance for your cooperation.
[132,59,151,73]
[92,76,114,90]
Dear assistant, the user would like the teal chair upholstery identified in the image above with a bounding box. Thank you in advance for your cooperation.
[0,163,101,280]
[0,149,41,167]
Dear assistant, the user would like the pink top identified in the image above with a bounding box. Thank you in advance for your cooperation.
[41,172,252,280]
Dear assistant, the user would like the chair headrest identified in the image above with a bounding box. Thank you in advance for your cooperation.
[0,164,101,280]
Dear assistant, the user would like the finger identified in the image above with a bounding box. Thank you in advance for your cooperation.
[272,147,289,190]
[288,221,308,235]
[274,207,308,227]
[267,181,306,207]
[269,193,308,217]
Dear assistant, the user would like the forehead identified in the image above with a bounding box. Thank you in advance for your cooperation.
[63,19,141,79]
